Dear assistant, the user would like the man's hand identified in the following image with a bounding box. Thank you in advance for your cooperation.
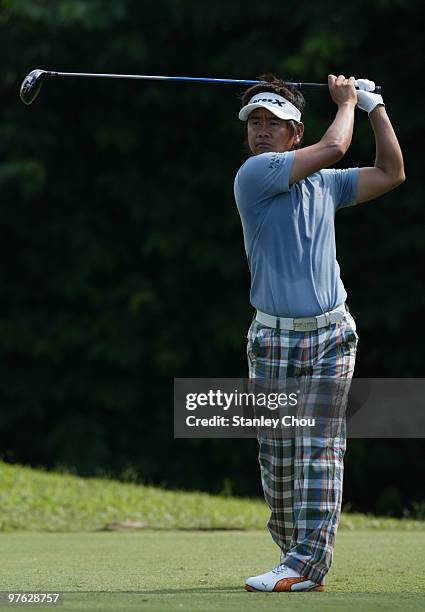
[357,91,385,115]
[353,77,385,115]
[328,74,357,108]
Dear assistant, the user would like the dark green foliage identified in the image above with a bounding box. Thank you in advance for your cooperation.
[0,0,423,515]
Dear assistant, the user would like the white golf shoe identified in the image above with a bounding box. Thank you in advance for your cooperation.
[245,562,325,592]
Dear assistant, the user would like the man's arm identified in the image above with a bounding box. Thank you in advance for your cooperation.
[356,106,405,204]
[289,74,357,185]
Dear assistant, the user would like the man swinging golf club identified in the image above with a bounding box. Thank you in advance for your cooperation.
[234,73,405,592]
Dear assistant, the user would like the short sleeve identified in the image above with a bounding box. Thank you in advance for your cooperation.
[321,167,359,211]
[235,151,295,200]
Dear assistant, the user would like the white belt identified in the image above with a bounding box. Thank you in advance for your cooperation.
[255,304,347,331]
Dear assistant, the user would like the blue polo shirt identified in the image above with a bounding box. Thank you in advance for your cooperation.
[234,151,359,317]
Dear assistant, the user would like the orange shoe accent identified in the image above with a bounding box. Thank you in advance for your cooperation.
[245,578,325,593]
[244,579,325,593]
[274,577,325,592]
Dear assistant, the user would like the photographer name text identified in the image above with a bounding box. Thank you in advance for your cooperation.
[186,415,315,428]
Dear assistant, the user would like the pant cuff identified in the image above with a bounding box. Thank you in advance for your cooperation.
[281,554,328,585]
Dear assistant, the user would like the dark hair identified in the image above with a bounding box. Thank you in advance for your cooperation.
[240,73,306,150]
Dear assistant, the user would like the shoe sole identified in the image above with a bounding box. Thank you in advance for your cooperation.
[245,584,325,592]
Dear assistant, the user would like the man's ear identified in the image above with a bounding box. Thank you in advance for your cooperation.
[293,122,304,147]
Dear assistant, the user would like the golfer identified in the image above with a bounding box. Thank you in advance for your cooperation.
[234,74,405,592]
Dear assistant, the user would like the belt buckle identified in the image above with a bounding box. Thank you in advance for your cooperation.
[293,317,318,332]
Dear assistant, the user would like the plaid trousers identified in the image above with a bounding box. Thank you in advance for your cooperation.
[247,308,358,584]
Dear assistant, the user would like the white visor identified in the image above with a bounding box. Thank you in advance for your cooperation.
[239,91,301,123]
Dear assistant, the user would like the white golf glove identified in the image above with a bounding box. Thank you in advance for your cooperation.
[353,77,384,115]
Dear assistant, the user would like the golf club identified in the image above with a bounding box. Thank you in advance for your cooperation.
[19,69,382,105]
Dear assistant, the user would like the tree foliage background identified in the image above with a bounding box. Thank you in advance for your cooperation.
[0,0,424,516]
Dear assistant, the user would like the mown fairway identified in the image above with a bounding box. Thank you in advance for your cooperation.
[0,530,424,611]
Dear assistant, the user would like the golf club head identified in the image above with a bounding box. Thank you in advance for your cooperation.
[20,69,47,105]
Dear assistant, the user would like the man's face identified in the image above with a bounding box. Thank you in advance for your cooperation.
[247,108,299,155]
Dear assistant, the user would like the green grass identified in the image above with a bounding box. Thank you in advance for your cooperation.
[1,462,425,610]
[1,460,425,532]
[0,530,424,611]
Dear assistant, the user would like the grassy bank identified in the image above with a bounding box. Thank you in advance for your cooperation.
[1,461,424,532]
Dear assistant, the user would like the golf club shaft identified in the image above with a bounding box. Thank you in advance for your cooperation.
[19,69,382,105]
[41,71,324,89]
[33,71,382,93]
